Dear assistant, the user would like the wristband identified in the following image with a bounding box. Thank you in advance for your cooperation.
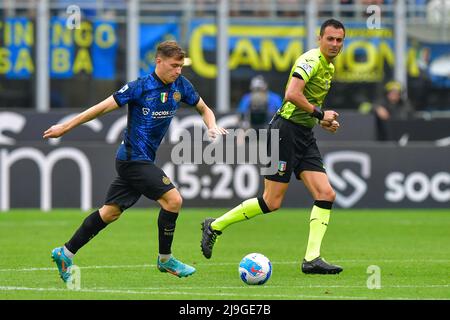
[311,106,324,120]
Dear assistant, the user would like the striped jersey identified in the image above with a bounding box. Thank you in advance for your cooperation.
[112,72,200,162]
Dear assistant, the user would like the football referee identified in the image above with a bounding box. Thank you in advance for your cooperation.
[201,19,345,274]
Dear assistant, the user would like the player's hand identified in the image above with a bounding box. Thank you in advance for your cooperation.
[323,110,339,122]
[207,126,228,141]
[43,124,67,139]
[320,120,340,133]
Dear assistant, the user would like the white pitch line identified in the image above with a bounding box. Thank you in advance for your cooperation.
[1,286,448,300]
[0,286,369,300]
[109,284,450,290]
[0,264,154,272]
[0,259,450,272]
[0,259,449,273]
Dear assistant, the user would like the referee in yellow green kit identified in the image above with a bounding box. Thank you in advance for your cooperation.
[201,19,345,275]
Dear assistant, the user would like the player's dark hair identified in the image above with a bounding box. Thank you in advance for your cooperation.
[156,40,185,60]
[320,19,345,37]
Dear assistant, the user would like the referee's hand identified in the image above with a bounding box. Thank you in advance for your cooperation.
[322,110,339,122]
[320,120,340,133]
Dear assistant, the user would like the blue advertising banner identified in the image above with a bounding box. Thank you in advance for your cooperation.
[187,20,450,88]
[188,20,306,79]
[423,42,450,88]
[50,18,118,79]
[91,20,118,79]
[2,17,34,79]
[0,17,117,80]
[139,23,180,77]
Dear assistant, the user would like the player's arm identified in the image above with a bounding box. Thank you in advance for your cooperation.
[195,97,228,140]
[43,95,119,139]
[284,76,338,122]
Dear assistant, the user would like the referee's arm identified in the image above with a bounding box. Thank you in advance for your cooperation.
[284,76,338,122]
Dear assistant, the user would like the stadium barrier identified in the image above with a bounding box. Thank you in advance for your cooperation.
[0,110,449,210]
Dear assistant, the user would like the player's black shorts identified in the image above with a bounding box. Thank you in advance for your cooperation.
[265,115,325,183]
[105,160,175,211]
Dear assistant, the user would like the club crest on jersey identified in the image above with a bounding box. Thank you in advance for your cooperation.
[278,161,287,176]
[173,91,181,102]
[160,92,168,103]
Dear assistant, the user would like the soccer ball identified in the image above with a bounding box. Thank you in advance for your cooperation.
[238,253,272,285]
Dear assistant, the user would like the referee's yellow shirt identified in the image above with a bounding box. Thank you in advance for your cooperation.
[278,48,335,128]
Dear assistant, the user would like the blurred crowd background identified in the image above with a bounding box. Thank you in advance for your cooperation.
[0,0,449,142]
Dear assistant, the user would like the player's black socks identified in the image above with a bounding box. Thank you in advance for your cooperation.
[158,209,178,255]
[65,210,108,254]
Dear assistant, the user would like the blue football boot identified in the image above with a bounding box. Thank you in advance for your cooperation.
[51,247,73,283]
[157,256,196,278]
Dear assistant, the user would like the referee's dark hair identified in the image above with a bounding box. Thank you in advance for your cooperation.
[320,19,345,37]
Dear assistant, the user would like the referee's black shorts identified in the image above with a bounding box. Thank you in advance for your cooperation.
[264,115,326,183]
[105,160,175,212]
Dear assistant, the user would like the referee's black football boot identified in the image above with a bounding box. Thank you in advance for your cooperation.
[200,218,222,259]
[301,257,343,274]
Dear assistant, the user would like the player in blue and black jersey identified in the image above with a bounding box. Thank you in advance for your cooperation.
[44,40,227,282]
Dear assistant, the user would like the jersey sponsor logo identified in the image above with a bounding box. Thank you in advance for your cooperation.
[299,62,313,76]
[161,92,169,103]
[173,91,181,102]
[151,110,177,118]
[142,107,150,115]
[118,84,128,93]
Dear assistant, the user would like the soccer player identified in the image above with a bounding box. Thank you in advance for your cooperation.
[43,40,227,282]
[201,19,345,274]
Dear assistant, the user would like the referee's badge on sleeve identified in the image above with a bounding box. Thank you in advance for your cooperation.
[299,63,312,76]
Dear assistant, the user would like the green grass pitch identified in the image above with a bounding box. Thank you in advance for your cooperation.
[0,208,449,300]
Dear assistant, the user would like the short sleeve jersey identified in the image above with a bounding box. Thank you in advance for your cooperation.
[278,48,335,128]
[112,72,200,162]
